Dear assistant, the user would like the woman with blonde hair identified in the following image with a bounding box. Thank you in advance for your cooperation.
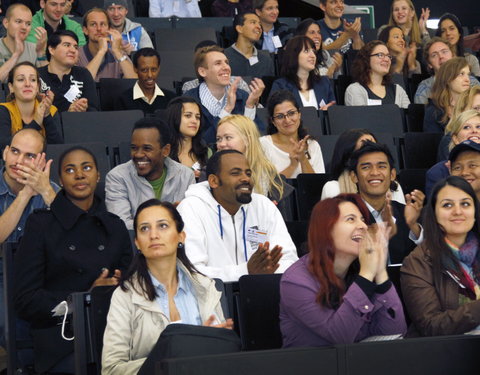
[426,109,480,196]
[216,114,285,201]
[378,0,430,46]
[424,57,471,133]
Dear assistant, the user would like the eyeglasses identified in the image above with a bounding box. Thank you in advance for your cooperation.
[272,109,299,122]
[370,52,393,60]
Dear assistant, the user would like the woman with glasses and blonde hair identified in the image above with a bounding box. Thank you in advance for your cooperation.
[260,90,325,179]
[345,40,410,108]
[216,114,285,201]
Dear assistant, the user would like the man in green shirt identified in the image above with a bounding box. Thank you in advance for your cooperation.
[27,0,86,46]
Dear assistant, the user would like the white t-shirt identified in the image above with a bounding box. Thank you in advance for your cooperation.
[259,135,325,178]
[299,89,318,109]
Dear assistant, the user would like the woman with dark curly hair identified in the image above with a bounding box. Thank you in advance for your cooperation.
[260,90,325,178]
[270,35,336,110]
[295,18,342,79]
[345,40,410,108]
[166,96,211,179]
[436,13,480,76]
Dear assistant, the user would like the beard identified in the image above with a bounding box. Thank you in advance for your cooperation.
[236,191,252,204]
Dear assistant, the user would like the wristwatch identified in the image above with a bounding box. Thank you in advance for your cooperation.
[117,55,128,63]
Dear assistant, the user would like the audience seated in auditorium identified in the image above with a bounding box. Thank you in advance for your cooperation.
[102,199,233,375]
[270,36,335,110]
[105,0,153,55]
[449,140,480,201]
[423,57,471,133]
[182,41,251,94]
[216,114,287,201]
[114,48,176,113]
[224,13,275,77]
[280,194,407,347]
[295,18,342,79]
[414,37,479,104]
[27,0,86,46]
[14,146,132,374]
[345,40,410,108]
[401,176,480,337]
[0,129,59,350]
[260,90,325,178]
[0,62,63,150]
[377,0,430,47]
[166,96,212,179]
[212,0,252,17]
[317,0,364,53]
[78,8,137,81]
[253,0,291,53]
[378,25,421,78]
[39,30,99,112]
[436,13,480,76]
[184,45,265,143]
[0,4,48,82]
[426,110,480,197]
[106,118,195,229]
[321,128,405,204]
[349,141,424,264]
[149,0,202,17]
[177,150,298,281]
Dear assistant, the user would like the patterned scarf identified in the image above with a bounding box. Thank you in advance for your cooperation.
[445,232,480,300]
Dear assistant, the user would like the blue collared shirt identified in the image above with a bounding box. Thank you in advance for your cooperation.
[262,28,277,53]
[150,264,202,325]
[0,169,60,243]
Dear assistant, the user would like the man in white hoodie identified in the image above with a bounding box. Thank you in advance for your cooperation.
[177,150,298,282]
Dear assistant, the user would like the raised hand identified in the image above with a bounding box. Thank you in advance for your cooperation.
[224,77,240,113]
[419,8,430,34]
[245,77,265,108]
[91,268,121,288]
[34,27,48,55]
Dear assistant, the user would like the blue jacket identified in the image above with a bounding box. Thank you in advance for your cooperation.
[425,161,449,198]
[184,86,266,144]
[269,77,336,108]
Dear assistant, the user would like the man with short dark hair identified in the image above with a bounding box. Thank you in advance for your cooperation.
[0,4,48,82]
[224,12,275,77]
[449,140,480,201]
[39,30,99,112]
[317,0,363,53]
[104,0,153,55]
[177,150,298,281]
[185,45,265,143]
[253,0,291,53]
[78,8,137,81]
[27,0,86,46]
[114,47,176,113]
[106,118,195,229]
[349,141,424,264]
[414,37,479,104]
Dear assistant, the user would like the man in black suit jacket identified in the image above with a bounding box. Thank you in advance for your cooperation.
[349,141,425,264]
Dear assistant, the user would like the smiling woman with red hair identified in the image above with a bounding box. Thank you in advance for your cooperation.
[279,194,407,347]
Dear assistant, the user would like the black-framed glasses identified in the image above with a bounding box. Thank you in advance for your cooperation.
[272,110,299,121]
[370,52,393,60]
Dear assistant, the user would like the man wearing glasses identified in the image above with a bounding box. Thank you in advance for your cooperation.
[415,37,479,104]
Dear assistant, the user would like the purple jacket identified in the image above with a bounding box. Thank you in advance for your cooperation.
[280,255,407,347]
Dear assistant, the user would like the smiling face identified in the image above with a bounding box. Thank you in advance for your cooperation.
[255,0,279,25]
[351,151,396,202]
[216,122,247,153]
[198,51,231,88]
[452,115,480,144]
[449,65,471,95]
[392,0,413,26]
[271,100,301,137]
[49,35,79,68]
[435,184,475,245]
[179,102,201,138]
[41,0,67,24]
[59,149,99,209]
[305,23,322,51]
[297,45,317,73]
[320,0,345,20]
[369,44,392,77]
[106,4,127,29]
[135,55,160,92]
[4,6,32,41]
[440,18,460,47]
[331,201,368,260]
[237,13,262,42]
[8,64,39,102]
[450,151,480,196]
[387,27,406,54]
[130,127,170,181]
[135,205,185,262]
